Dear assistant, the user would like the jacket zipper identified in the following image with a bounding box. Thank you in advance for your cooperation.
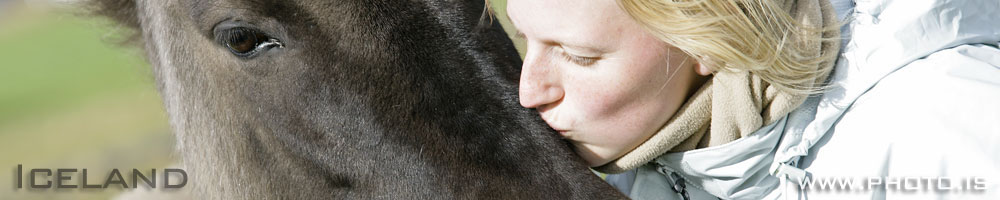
[668,172,692,200]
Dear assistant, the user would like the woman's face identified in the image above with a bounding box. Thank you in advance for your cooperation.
[508,0,705,166]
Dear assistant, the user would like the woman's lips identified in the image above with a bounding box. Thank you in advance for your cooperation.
[547,122,571,137]
[542,118,569,136]
[537,106,570,137]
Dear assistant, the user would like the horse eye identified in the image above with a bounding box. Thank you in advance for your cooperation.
[217,27,283,58]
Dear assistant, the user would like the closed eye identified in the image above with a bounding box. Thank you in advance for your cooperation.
[559,50,599,66]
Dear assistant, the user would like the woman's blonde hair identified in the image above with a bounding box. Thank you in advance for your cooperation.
[618,0,838,94]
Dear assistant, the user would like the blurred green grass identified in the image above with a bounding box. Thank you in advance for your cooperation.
[0,3,174,200]
[0,4,151,124]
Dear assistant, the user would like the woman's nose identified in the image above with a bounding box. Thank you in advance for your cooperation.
[519,52,564,108]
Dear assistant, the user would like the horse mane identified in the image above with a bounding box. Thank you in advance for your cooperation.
[83,0,141,45]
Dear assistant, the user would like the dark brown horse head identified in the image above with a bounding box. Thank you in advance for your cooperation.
[88,0,623,198]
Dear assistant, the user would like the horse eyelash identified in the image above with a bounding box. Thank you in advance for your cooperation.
[219,27,283,57]
[223,28,249,44]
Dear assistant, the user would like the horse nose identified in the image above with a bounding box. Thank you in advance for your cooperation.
[518,52,564,109]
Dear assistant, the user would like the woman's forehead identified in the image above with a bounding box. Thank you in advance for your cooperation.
[507,0,635,47]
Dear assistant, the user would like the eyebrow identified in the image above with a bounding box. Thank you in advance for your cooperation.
[514,29,606,54]
[504,10,607,54]
[561,42,607,54]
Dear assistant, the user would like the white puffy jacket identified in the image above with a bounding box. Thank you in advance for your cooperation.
[606,0,1000,199]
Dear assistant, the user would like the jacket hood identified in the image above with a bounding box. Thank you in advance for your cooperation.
[644,0,1000,199]
[774,0,1000,166]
